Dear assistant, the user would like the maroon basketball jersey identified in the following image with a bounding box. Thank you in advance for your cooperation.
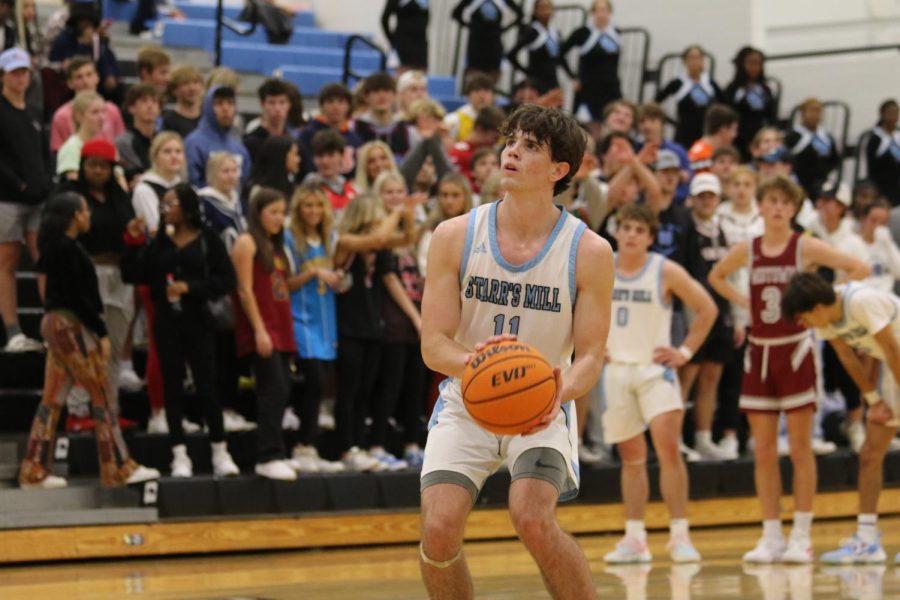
[748,232,805,338]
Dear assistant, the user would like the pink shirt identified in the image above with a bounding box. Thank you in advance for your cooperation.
[50,101,126,152]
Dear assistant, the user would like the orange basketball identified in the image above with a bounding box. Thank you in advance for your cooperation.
[462,341,557,435]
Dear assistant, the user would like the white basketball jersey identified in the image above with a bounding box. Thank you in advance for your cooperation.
[608,252,672,364]
[443,202,587,405]
[816,282,900,361]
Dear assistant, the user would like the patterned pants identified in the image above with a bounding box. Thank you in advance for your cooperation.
[19,311,137,487]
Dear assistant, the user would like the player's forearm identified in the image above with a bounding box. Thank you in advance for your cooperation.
[708,272,745,306]
[559,352,604,402]
[421,332,471,379]
[681,308,717,355]
[833,344,876,394]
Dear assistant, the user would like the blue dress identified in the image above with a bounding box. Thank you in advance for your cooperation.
[284,229,338,360]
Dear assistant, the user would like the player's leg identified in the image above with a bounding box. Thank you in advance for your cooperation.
[508,474,597,599]
[782,405,816,563]
[648,408,699,562]
[821,421,897,564]
[744,410,786,562]
[693,361,727,459]
[420,483,475,600]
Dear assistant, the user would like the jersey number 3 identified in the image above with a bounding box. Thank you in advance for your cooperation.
[760,286,782,324]
[493,314,521,336]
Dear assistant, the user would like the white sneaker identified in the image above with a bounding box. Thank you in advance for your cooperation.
[782,534,813,563]
[182,419,201,434]
[117,365,144,392]
[679,442,701,463]
[694,437,733,461]
[604,535,652,563]
[125,464,161,484]
[716,435,740,460]
[848,421,866,454]
[812,437,837,455]
[282,407,300,431]
[289,445,320,473]
[171,446,193,478]
[370,448,408,471]
[223,409,256,432]
[318,411,336,430]
[4,333,43,352]
[255,459,297,480]
[147,411,168,434]
[579,442,612,465]
[668,535,702,562]
[342,447,382,472]
[743,536,786,563]
[889,437,900,452]
[295,445,345,473]
[211,445,240,477]
[20,474,68,489]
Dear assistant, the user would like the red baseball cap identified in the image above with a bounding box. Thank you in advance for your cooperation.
[81,139,117,163]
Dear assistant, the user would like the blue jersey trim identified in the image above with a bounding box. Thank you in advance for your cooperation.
[568,221,587,303]
[428,378,452,430]
[614,252,654,282]
[488,201,568,273]
[459,207,478,285]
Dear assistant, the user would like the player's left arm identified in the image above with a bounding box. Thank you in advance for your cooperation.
[523,231,613,435]
[801,236,870,281]
[655,260,719,368]
[870,326,900,423]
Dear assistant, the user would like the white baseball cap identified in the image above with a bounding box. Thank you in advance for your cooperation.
[0,47,30,73]
[690,173,721,197]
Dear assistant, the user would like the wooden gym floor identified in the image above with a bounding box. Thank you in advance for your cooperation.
[1,516,898,599]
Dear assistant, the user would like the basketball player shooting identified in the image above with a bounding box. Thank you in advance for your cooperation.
[417,105,613,599]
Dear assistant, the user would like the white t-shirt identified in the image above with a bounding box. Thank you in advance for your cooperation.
[862,226,900,294]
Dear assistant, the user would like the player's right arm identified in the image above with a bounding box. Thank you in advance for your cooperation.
[708,240,750,308]
[420,215,471,379]
[829,336,895,423]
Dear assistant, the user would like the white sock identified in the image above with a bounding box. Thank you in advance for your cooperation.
[695,431,712,446]
[120,359,134,371]
[670,518,689,539]
[763,519,782,540]
[626,519,647,540]
[792,511,813,538]
[211,441,228,456]
[172,444,188,459]
[857,514,878,544]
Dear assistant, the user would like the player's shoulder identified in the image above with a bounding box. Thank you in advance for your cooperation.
[574,226,612,262]
[431,213,472,248]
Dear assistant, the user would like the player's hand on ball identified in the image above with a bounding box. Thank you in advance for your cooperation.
[522,367,562,436]
[868,400,894,426]
[465,334,519,366]
[653,346,687,368]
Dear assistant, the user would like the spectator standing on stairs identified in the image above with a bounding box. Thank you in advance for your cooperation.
[122,184,241,479]
[0,47,52,353]
[452,0,523,83]
[655,45,723,150]
[18,192,161,489]
[866,99,900,206]
[507,0,573,95]
[381,0,429,73]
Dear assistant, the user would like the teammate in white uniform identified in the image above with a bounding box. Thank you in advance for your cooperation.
[601,203,718,564]
[782,273,900,564]
[418,105,613,599]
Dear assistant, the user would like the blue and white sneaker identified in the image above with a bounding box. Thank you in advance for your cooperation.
[894,550,899,563]
[404,446,425,469]
[604,536,652,563]
[668,535,701,563]
[369,448,408,471]
[820,535,886,564]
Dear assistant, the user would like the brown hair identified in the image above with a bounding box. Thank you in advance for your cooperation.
[637,102,666,122]
[616,203,659,236]
[758,174,804,208]
[290,183,333,258]
[247,187,287,272]
[168,64,202,92]
[124,82,161,107]
[65,56,95,80]
[137,47,171,75]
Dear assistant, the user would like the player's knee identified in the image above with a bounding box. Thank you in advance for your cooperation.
[421,513,465,557]
[654,436,681,465]
[753,442,779,464]
[510,505,554,547]
[859,442,884,469]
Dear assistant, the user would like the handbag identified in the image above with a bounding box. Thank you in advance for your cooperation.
[200,235,235,331]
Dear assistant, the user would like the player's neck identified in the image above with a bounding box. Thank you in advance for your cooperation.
[497,193,560,241]
[762,222,792,246]
[616,250,647,273]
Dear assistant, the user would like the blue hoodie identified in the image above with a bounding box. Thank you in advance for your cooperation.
[184,86,252,187]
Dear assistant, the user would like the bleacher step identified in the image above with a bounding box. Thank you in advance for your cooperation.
[0,507,158,530]
[0,484,142,513]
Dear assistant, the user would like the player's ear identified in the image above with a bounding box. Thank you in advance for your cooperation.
[549,161,571,185]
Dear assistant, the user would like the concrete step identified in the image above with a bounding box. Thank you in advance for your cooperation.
[0,483,140,512]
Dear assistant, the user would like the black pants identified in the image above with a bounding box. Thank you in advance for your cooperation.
[215,330,240,411]
[292,358,329,447]
[153,306,225,448]
[372,341,426,447]
[253,351,292,462]
[336,336,382,451]
[823,342,861,411]
[716,342,744,433]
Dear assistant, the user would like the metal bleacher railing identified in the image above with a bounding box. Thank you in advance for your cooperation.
[342,35,388,86]
[212,0,258,67]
